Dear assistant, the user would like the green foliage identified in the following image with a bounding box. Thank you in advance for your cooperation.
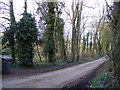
[90,72,112,88]
[90,61,120,88]
[2,31,9,48]
[89,33,92,50]
[54,17,66,60]
[43,2,56,63]
[90,72,120,88]
[108,1,120,80]
[16,12,37,66]
[100,23,111,53]
[86,32,90,51]
[2,48,11,55]
[82,36,86,53]
[2,22,17,61]
[37,2,66,62]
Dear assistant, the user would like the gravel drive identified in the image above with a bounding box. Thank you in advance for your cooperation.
[2,57,108,88]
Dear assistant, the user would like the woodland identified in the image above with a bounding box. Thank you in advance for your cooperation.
[0,0,120,88]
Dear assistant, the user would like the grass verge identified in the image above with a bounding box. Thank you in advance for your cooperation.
[11,55,104,69]
[89,61,120,88]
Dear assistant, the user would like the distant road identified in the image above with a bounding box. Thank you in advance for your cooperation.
[3,57,108,88]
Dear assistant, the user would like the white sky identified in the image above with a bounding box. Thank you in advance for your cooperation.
[0,0,113,38]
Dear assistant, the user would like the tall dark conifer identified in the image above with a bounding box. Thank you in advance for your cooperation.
[16,0,37,66]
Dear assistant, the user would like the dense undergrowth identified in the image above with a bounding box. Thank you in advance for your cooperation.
[90,61,120,88]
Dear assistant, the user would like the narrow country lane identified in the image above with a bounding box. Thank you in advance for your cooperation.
[3,57,108,88]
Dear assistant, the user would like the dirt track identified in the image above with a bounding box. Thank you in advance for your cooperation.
[2,57,108,88]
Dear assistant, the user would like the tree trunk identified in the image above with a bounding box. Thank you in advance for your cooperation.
[47,2,55,63]
[75,2,83,61]
[111,1,120,81]
[71,23,76,62]
[110,1,120,84]
[9,0,16,63]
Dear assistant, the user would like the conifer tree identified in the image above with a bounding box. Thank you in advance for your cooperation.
[16,0,37,66]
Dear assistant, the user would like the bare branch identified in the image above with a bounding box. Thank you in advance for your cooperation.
[0,17,10,21]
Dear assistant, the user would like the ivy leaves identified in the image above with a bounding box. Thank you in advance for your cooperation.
[16,12,38,66]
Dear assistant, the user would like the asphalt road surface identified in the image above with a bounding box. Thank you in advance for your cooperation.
[3,57,108,88]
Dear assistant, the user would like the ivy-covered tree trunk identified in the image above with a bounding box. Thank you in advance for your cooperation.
[59,21,67,61]
[89,33,93,51]
[75,1,83,61]
[71,23,76,62]
[9,0,16,63]
[44,2,55,63]
[52,2,66,61]
[97,34,102,55]
[82,36,86,59]
[70,1,83,62]
[86,32,89,54]
[111,1,120,81]
[70,2,79,62]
